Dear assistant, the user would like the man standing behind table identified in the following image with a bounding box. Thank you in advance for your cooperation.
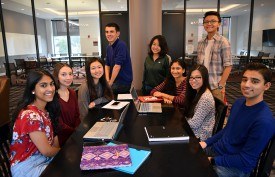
[200,63,275,177]
[104,22,133,94]
[196,11,232,101]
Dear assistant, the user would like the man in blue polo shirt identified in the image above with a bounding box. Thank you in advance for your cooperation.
[104,22,133,94]
[200,63,275,177]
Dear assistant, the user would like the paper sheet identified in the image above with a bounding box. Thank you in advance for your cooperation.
[102,100,130,110]
[117,94,133,100]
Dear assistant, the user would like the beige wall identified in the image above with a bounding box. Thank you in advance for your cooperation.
[129,0,162,89]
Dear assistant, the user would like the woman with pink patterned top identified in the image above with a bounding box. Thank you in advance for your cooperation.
[150,59,187,107]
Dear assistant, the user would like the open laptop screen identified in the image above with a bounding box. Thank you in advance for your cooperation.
[130,87,140,111]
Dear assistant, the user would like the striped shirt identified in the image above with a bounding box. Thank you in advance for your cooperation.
[150,79,186,106]
[196,33,232,90]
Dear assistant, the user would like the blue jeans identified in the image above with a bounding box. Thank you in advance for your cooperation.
[11,154,53,177]
[204,146,250,177]
[111,82,131,94]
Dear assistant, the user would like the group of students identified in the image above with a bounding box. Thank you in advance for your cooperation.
[9,57,114,177]
[8,12,274,177]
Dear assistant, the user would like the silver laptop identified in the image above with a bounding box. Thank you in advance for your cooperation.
[83,104,129,140]
[131,87,162,113]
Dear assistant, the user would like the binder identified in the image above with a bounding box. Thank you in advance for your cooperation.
[144,126,189,142]
[108,141,151,174]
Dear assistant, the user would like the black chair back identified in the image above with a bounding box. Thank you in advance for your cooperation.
[0,123,11,177]
[250,136,275,177]
[263,53,270,57]
[258,52,265,58]
[212,97,228,135]
[14,59,26,72]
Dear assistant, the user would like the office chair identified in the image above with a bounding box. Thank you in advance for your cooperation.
[250,136,275,177]
[4,63,26,85]
[14,59,26,74]
[39,56,51,71]
[0,77,10,127]
[0,123,11,177]
[250,52,264,63]
[212,97,228,136]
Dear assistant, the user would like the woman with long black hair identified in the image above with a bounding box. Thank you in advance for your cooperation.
[78,57,114,120]
[150,59,186,106]
[10,70,60,177]
[184,64,215,141]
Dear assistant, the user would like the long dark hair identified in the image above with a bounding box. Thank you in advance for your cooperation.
[52,63,73,89]
[162,59,186,95]
[85,57,114,101]
[148,35,168,58]
[184,64,211,118]
[11,69,60,136]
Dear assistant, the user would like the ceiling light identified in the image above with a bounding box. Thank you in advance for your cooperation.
[244,10,247,11]
[21,9,24,11]
[44,8,99,16]
[1,3,4,5]
[117,0,121,2]
[260,3,264,7]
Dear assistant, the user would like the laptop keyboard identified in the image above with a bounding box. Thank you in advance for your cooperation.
[140,103,151,112]
[94,123,117,137]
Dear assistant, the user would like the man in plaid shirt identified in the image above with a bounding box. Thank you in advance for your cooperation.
[196,11,232,101]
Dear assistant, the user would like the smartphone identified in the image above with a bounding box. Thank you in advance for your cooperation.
[112,101,120,106]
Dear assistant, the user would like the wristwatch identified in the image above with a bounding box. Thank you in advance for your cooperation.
[218,83,224,89]
[210,158,216,165]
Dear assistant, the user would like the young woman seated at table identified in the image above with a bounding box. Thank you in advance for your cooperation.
[184,64,215,141]
[10,70,60,177]
[53,63,80,146]
[142,35,170,95]
[78,57,114,121]
[150,58,186,106]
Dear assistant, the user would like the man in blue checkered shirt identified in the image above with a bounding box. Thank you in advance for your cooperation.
[196,11,233,102]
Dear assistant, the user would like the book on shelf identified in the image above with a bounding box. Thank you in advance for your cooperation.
[80,144,132,170]
[108,141,151,174]
[138,96,163,103]
[144,126,189,142]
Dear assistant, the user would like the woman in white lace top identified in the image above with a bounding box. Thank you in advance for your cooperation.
[184,64,215,141]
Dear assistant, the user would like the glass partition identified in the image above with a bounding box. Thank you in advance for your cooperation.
[2,0,36,62]
[186,0,217,54]
[101,0,127,12]
[34,0,68,58]
[221,0,251,56]
[251,0,275,62]
[67,0,100,57]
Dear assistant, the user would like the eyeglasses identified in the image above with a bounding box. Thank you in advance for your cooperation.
[203,20,219,25]
[189,76,202,81]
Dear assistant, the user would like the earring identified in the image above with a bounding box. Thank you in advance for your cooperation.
[32,91,35,94]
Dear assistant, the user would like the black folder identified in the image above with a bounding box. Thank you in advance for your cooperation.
[144,126,189,142]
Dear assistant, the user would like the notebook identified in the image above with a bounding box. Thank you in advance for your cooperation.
[144,126,189,142]
[131,87,162,113]
[108,141,151,174]
[83,104,129,140]
[138,96,163,103]
[80,144,132,170]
